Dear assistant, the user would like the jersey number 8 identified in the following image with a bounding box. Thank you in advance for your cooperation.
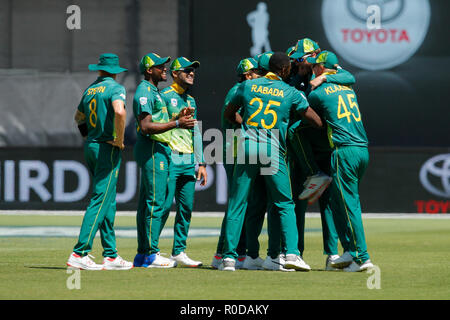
[89,98,97,128]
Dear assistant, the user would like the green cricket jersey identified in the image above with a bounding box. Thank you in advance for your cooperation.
[133,79,172,144]
[77,76,126,143]
[231,72,309,155]
[288,68,357,153]
[161,83,204,163]
[307,79,368,148]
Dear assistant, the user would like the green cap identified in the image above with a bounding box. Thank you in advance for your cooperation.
[170,57,200,71]
[254,51,273,71]
[236,57,258,75]
[290,38,320,59]
[139,53,171,74]
[88,53,127,74]
[306,50,339,69]
[285,46,296,57]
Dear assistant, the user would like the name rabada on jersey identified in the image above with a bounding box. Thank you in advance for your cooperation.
[250,85,284,97]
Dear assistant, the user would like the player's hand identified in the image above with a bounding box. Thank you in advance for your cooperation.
[197,166,208,186]
[178,115,197,129]
[179,107,195,118]
[107,139,125,150]
[310,74,327,90]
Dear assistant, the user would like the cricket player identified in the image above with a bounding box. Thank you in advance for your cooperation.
[242,52,295,272]
[220,52,323,272]
[212,57,262,270]
[132,53,196,268]
[286,38,356,269]
[289,38,356,198]
[306,51,374,272]
[160,57,207,267]
[67,53,133,270]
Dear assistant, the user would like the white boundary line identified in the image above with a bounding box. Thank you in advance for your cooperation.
[0,210,449,219]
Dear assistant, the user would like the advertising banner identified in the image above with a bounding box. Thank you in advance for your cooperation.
[1,147,448,214]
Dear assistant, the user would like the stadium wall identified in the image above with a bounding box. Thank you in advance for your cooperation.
[0,147,449,214]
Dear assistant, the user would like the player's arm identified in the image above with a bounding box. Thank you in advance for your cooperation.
[224,82,244,125]
[138,113,196,135]
[189,100,207,186]
[310,68,355,90]
[107,99,126,150]
[74,96,88,138]
[224,103,243,125]
[74,110,88,138]
[326,68,355,85]
[301,107,322,128]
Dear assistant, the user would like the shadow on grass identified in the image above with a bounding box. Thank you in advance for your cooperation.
[24,265,67,270]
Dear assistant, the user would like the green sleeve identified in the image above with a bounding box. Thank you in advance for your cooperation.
[292,88,309,114]
[111,85,127,105]
[326,68,355,86]
[162,90,177,117]
[134,88,154,116]
[193,123,204,164]
[229,82,245,107]
[191,99,204,163]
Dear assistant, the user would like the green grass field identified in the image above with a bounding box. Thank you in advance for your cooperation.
[0,214,449,300]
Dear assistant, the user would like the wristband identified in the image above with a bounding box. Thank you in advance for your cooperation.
[198,163,206,167]
[175,120,179,128]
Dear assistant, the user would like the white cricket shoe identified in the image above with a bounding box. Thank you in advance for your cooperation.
[218,257,236,271]
[235,255,246,269]
[171,252,202,267]
[284,254,312,271]
[307,179,332,205]
[262,254,294,272]
[299,172,332,200]
[102,255,133,270]
[147,252,177,268]
[66,252,103,271]
[344,260,374,272]
[330,251,353,269]
[211,254,222,269]
[325,255,341,271]
[242,256,264,270]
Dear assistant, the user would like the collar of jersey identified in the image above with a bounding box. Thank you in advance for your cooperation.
[171,82,186,94]
[143,79,158,91]
[264,72,282,81]
[97,76,114,81]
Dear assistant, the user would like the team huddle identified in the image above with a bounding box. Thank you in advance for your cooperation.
[67,37,373,273]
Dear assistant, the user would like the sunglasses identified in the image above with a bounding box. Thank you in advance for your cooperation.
[153,64,166,70]
[180,68,195,74]
[296,53,313,63]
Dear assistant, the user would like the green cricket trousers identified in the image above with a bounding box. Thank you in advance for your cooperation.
[73,141,121,258]
[164,153,197,256]
[215,162,247,257]
[134,138,171,255]
[222,153,299,260]
[329,145,370,264]
[286,124,341,256]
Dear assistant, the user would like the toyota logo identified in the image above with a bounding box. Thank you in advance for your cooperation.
[347,0,404,23]
[419,154,450,198]
[322,0,430,70]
